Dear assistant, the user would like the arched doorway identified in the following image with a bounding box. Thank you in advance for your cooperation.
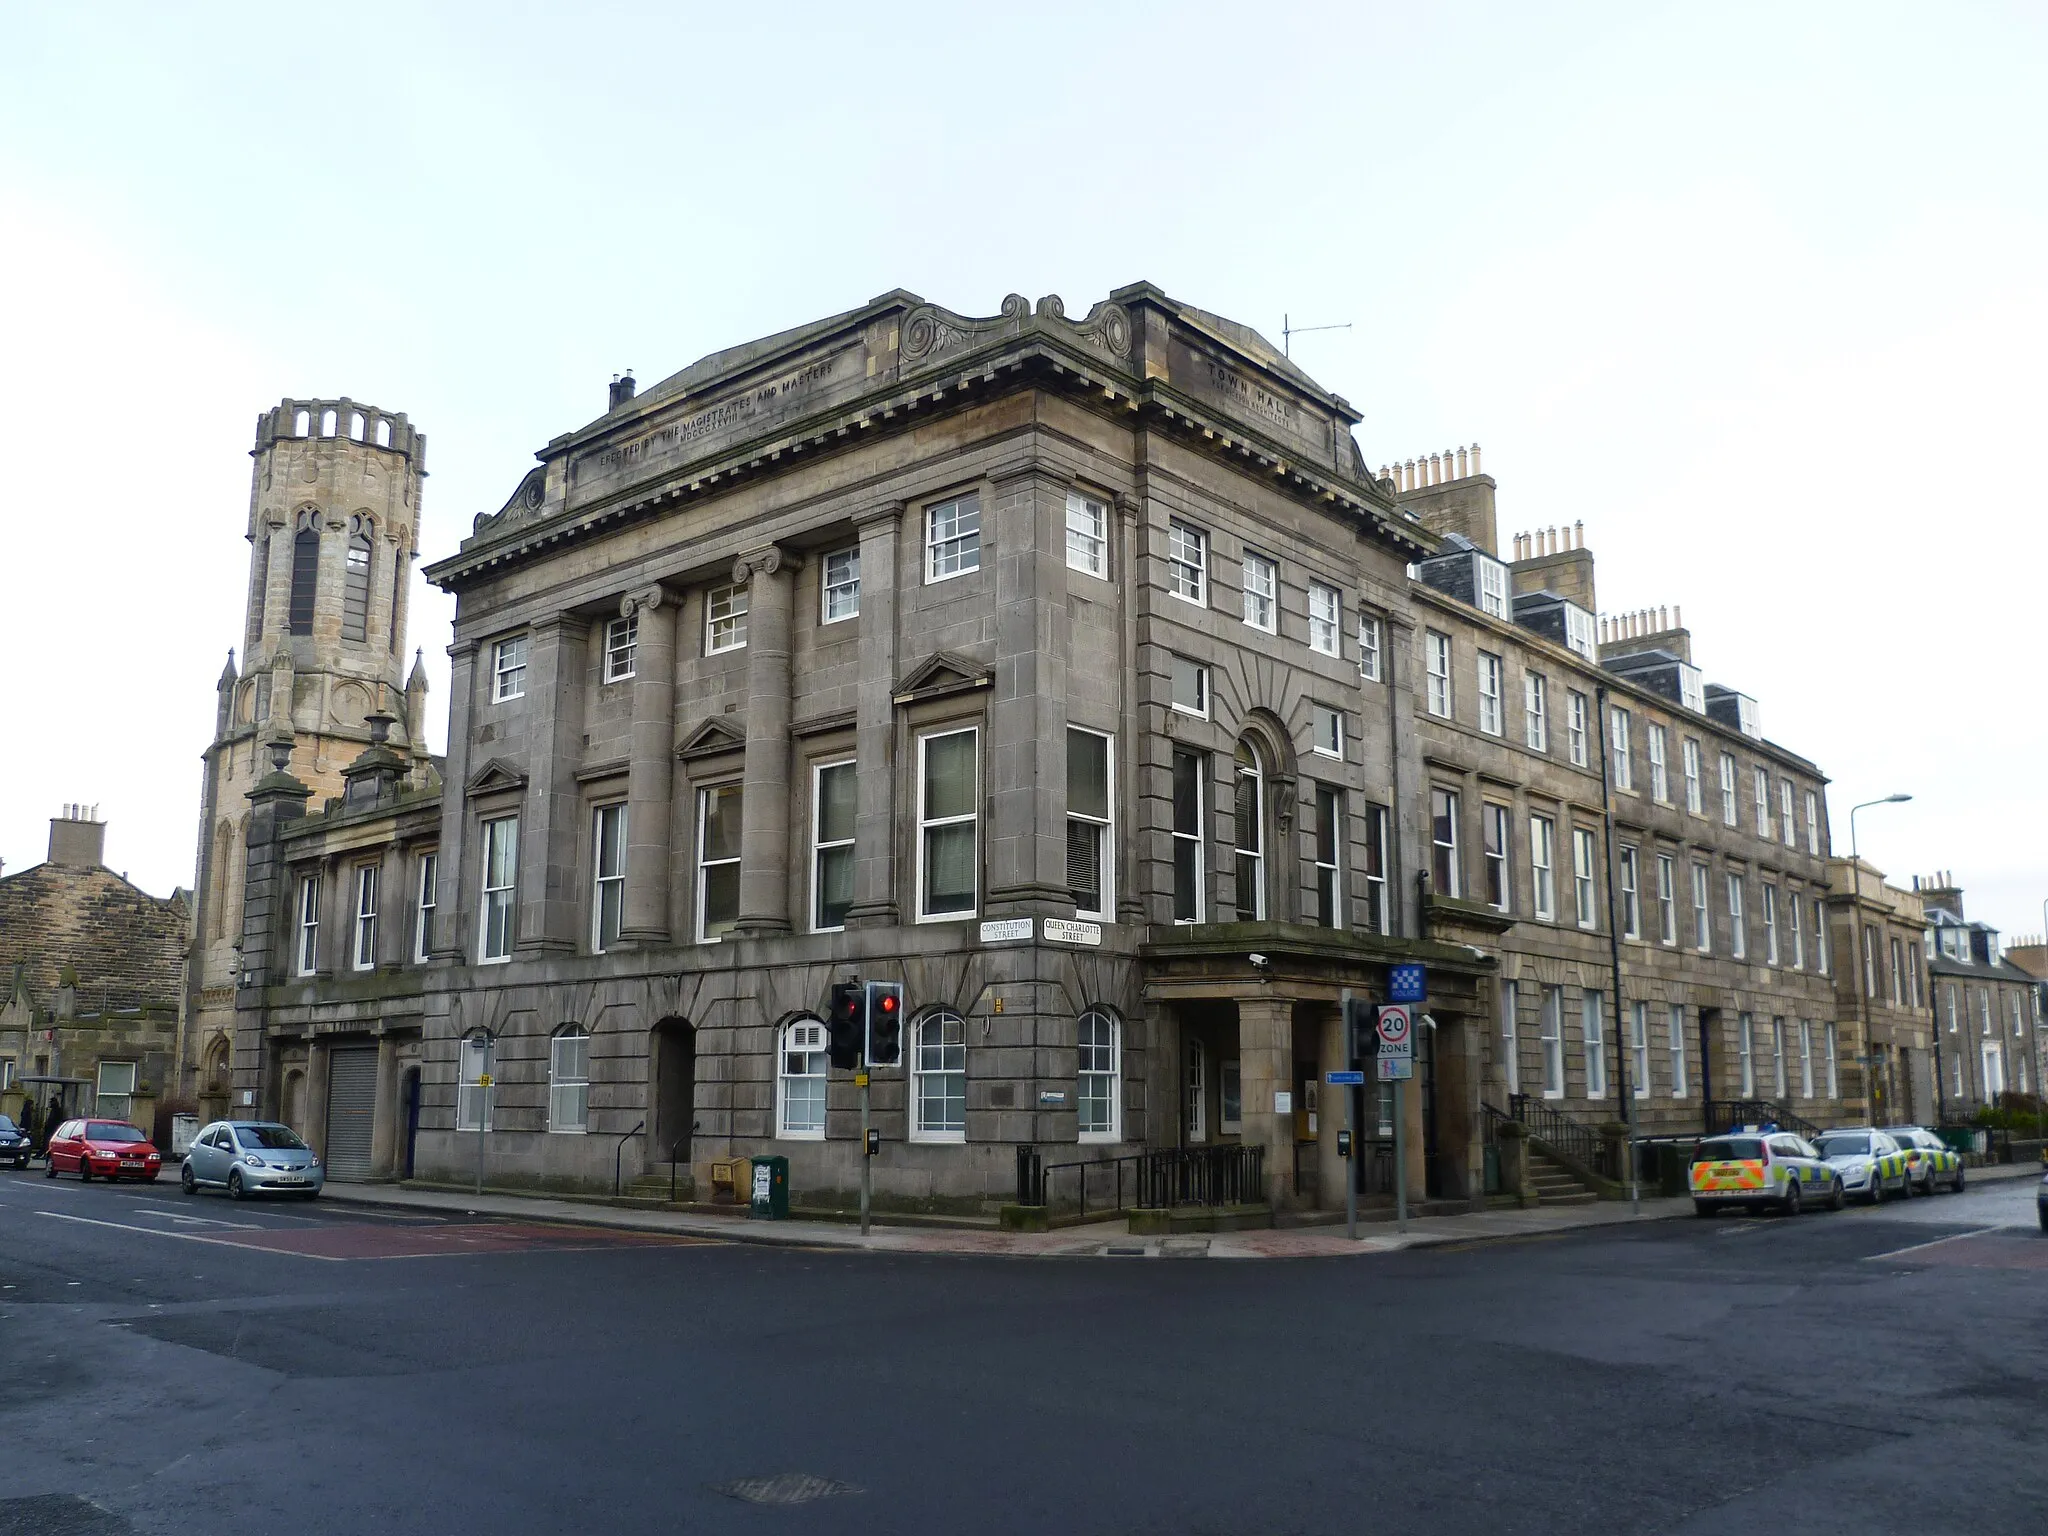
[649,1018,696,1167]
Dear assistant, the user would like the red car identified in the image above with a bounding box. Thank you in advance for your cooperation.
[44,1119,162,1182]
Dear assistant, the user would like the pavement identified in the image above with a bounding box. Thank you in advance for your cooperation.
[311,1157,2044,1258]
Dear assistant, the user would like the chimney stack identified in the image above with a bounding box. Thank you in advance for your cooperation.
[48,805,106,869]
[608,372,637,411]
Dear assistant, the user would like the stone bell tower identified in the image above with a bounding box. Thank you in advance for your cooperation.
[181,399,430,1106]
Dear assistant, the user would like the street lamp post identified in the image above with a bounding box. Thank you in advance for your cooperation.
[1848,794,1911,1125]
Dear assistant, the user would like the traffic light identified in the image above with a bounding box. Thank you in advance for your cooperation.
[826,981,863,1070]
[1343,996,1375,1068]
[865,980,904,1066]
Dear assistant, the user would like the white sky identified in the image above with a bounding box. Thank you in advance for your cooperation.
[2,2,2042,939]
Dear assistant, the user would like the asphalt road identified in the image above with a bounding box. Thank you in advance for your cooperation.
[2,1167,2044,1536]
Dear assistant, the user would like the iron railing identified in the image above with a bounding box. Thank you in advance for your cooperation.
[1015,1144,1266,1214]
[1508,1093,1609,1177]
[1703,1098,1822,1140]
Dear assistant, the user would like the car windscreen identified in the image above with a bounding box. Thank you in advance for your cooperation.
[0,1117,17,1135]
[1816,1135,1870,1158]
[86,1123,147,1143]
[1696,1138,1764,1162]
[237,1125,307,1150]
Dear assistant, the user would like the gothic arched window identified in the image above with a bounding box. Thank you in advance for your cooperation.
[342,515,374,642]
[288,512,320,636]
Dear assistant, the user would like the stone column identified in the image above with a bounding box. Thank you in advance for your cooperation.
[516,615,586,954]
[369,1031,401,1178]
[305,1040,332,1164]
[431,641,478,960]
[618,586,675,945]
[846,505,902,929]
[735,547,797,935]
[1236,996,1297,1208]
[985,469,1069,914]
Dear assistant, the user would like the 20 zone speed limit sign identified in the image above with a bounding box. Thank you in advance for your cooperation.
[1375,1004,1413,1055]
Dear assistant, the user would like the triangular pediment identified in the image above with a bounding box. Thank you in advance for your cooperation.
[464,757,529,796]
[676,715,747,760]
[892,650,993,707]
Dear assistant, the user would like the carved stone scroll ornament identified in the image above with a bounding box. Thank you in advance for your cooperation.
[620,584,668,619]
[730,546,794,587]
[900,293,1031,364]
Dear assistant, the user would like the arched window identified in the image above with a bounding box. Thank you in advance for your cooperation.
[288,512,320,636]
[342,515,373,642]
[549,1026,589,1133]
[1234,739,1266,921]
[912,1011,967,1142]
[293,408,310,437]
[777,1017,828,1140]
[375,418,392,448]
[348,411,365,442]
[1077,1008,1121,1142]
[320,408,337,437]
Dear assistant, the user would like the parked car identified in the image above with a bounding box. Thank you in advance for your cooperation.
[181,1120,323,1200]
[0,1115,30,1169]
[1884,1126,1966,1194]
[1812,1128,1911,1204]
[2037,1162,2046,1233]
[43,1119,161,1181]
[1690,1131,1844,1216]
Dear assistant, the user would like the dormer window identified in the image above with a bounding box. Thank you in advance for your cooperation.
[1564,603,1596,660]
[1476,556,1508,619]
[1679,665,1705,714]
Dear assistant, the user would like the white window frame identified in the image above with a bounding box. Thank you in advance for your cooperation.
[1824,1023,1840,1099]
[1804,790,1820,855]
[1668,1004,1689,1098]
[1170,654,1209,718]
[479,814,519,963]
[1066,726,1115,921]
[412,851,437,965]
[811,759,856,934]
[1524,671,1547,751]
[295,872,320,977]
[1567,691,1589,767]
[1476,555,1509,619]
[1311,704,1343,759]
[1648,725,1669,803]
[1683,738,1703,814]
[822,546,861,623]
[1656,853,1677,946]
[1813,897,1829,974]
[1530,814,1557,922]
[705,583,749,655]
[1241,550,1278,633]
[1573,827,1598,930]
[1619,845,1641,939]
[491,635,527,702]
[1737,1013,1756,1097]
[911,1010,968,1143]
[1065,491,1108,578]
[1236,751,1269,919]
[1727,874,1747,960]
[1771,1018,1788,1100]
[1780,781,1797,848]
[1425,631,1452,717]
[1186,1038,1209,1143]
[777,1017,828,1140]
[1609,706,1633,791]
[1797,1019,1814,1099]
[1564,604,1597,659]
[1077,1008,1122,1142]
[1500,980,1520,1097]
[1431,787,1462,901]
[1719,752,1738,826]
[1167,519,1207,604]
[591,803,627,953]
[1753,766,1772,839]
[1583,990,1607,1100]
[1312,784,1344,930]
[1363,804,1391,936]
[696,783,742,943]
[549,1026,590,1133]
[1358,613,1382,681]
[96,1060,137,1122]
[917,727,980,922]
[1540,985,1566,1099]
[1171,747,1206,925]
[1483,803,1511,914]
[1477,651,1504,736]
[925,492,983,582]
[603,615,637,683]
[457,1032,493,1132]
[1307,581,1341,657]
[1763,883,1780,966]
[351,863,378,971]
[1692,862,1712,953]
[1631,1001,1651,1101]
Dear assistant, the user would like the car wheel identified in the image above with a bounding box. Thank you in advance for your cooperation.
[227,1170,246,1201]
[1828,1178,1845,1212]
[1693,1199,1717,1218]
[78,1159,90,1183]
[43,1159,56,1179]
[1781,1181,1803,1217]
[1952,1166,1966,1193]
[180,1163,197,1195]
[2038,1204,2047,1234]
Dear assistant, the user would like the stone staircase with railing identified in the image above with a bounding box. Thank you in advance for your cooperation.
[1526,1145,1600,1206]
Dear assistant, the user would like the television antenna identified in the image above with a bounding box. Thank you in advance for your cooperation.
[1282,313,1352,357]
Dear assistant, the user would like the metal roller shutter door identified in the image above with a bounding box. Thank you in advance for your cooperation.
[324,1047,378,1180]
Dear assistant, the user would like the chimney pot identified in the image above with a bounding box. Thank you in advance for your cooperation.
[608,372,637,411]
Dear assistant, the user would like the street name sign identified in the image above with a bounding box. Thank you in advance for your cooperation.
[1325,1070,1366,1086]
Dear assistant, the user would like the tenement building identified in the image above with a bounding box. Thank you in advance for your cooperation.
[1910,873,2040,1112]
[188,285,1870,1215]
[1826,858,1932,1123]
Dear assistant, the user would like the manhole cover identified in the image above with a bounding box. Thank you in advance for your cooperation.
[711,1473,861,1506]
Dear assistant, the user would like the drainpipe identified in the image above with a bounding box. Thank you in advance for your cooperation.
[1594,685,1639,1212]
[1385,620,1407,940]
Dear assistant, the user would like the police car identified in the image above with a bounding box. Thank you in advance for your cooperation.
[1690,1130,1843,1217]
[1884,1126,1967,1195]
[1811,1128,1911,1204]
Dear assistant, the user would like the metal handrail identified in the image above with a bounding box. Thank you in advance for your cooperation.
[1508,1093,1608,1176]
[1015,1144,1266,1213]
[1703,1098,1823,1140]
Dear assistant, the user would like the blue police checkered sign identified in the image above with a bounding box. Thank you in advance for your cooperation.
[1388,964,1426,1003]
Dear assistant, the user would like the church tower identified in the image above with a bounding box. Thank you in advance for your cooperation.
[183,399,430,1110]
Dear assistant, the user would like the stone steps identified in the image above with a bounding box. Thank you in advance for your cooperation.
[1527,1149,1601,1205]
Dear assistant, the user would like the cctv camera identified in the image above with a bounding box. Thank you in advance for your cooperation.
[1248,953,1269,968]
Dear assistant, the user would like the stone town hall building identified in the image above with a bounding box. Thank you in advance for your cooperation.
[184,284,1873,1211]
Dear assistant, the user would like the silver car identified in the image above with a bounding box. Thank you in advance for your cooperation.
[181,1120,323,1199]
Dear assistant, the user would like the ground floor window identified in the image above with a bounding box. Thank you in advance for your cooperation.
[913,1011,966,1141]
[1582,991,1607,1100]
[1186,1038,1207,1143]
[549,1026,589,1133]
[1540,986,1565,1098]
[96,1060,136,1122]
[457,1032,493,1132]
[778,1018,827,1139]
[1219,1058,1242,1134]
[1076,1008,1121,1141]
